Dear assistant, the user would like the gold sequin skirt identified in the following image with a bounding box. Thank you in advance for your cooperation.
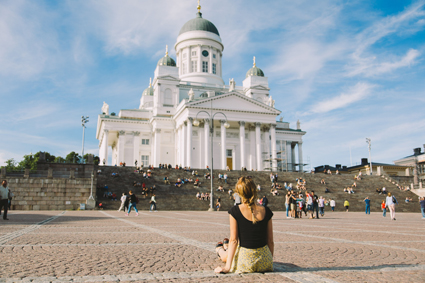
[230,245,273,273]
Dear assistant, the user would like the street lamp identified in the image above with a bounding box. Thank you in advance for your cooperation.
[193,101,230,211]
[81,116,89,163]
[89,172,95,201]
[366,138,372,175]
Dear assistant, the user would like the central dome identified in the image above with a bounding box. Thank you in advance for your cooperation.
[179,12,220,36]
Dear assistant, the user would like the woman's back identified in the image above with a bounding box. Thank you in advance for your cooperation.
[229,204,273,249]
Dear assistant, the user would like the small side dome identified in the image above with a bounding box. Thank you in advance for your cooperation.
[143,78,154,96]
[246,56,265,78]
[157,45,176,67]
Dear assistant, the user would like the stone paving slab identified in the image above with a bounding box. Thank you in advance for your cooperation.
[0,211,424,282]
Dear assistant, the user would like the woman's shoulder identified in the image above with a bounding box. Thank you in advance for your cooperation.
[228,204,240,216]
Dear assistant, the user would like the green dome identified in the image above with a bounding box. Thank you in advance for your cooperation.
[157,54,176,67]
[142,85,154,96]
[246,66,265,78]
[179,12,220,36]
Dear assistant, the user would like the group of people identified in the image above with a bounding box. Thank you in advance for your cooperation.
[195,192,210,201]
[117,191,158,214]
[284,190,336,219]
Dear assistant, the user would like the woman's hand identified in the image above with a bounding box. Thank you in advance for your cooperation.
[214,266,230,274]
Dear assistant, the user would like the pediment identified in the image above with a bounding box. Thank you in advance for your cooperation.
[187,92,280,114]
[157,75,180,81]
[251,85,270,91]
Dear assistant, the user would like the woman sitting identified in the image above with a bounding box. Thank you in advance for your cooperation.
[214,177,274,274]
[320,179,326,184]
[343,187,348,193]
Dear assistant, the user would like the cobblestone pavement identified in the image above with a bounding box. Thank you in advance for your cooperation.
[0,210,424,282]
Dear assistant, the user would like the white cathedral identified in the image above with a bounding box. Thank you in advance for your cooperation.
[96,4,306,172]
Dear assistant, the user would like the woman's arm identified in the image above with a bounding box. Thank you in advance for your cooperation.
[267,219,274,257]
[215,215,238,273]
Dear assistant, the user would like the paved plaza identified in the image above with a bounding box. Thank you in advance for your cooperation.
[0,210,424,282]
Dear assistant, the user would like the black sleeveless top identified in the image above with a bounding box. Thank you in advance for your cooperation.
[228,205,273,249]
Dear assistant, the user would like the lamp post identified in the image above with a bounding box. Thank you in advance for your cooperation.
[366,138,372,175]
[81,116,89,163]
[89,172,95,200]
[193,101,230,211]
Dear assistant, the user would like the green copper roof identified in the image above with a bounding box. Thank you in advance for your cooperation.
[142,86,154,96]
[157,55,176,67]
[246,66,265,78]
[179,12,220,36]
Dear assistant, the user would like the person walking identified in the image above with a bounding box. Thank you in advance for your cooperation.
[262,195,268,207]
[318,196,325,217]
[420,197,425,219]
[344,199,349,212]
[364,197,371,214]
[233,192,241,206]
[381,200,387,217]
[117,193,127,212]
[214,177,274,274]
[149,194,157,212]
[386,192,398,220]
[330,199,335,212]
[311,191,319,219]
[0,180,10,220]
[126,191,139,216]
[285,192,290,218]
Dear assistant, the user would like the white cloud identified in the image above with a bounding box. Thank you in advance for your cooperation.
[347,48,420,77]
[0,1,59,78]
[308,82,374,114]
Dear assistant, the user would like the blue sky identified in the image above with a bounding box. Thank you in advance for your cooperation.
[1,0,424,170]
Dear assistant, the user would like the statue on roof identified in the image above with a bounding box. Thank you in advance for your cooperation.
[102,101,109,115]
[297,119,301,130]
[229,78,236,92]
[188,88,195,101]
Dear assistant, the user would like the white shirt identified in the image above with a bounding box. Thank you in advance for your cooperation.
[120,195,126,202]
[330,200,335,207]
[0,186,9,200]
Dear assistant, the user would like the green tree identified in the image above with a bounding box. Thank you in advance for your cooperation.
[66,151,81,163]
[83,154,100,164]
[54,156,65,163]
[4,158,19,172]
[18,154,38,170]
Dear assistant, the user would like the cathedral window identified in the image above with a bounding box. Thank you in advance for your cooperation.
[202,61,208,73]
[213,54,216,59]
[141,155,149,166]
[182,63,187,74]
[192,61,197,72]
[141,139,150,145]
[212,63,216,74]
[191,51,197,56]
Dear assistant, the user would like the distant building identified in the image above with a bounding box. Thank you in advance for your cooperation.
[96,5,306,171]
[394,145,425,181]
[315,158,412,176]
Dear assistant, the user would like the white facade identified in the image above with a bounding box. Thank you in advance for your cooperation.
[96,7,306,171]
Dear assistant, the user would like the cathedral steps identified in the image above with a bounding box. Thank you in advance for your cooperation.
[96,166,420,213]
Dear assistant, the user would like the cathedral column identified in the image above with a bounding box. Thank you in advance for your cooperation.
[187,118,193,168]
[197,44,202,73]
[188,46,192,72]
[291,142,296,172]
[208,46,212,73]
[204,118,210,168]
[133,131,140,167]
[220,120,227,170]
[239,121,246,169]
[153,129,161,166]
[270,125,277,170]
[298,142,304,172]
[249,125,256,170]
[255,123,262,171]
[102,129,109,165]
[181,122,187,166]
[117,131,125,164]
[263,126,271,170]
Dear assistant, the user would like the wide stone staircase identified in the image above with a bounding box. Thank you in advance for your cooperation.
[96,166,420,213]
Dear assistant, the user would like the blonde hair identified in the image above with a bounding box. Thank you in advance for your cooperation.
[235,177,258,224]
[387,192,392,197]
